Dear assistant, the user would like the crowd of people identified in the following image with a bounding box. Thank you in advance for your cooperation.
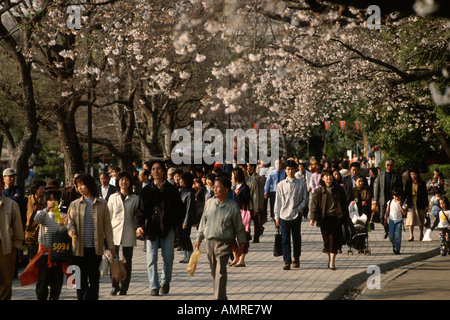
[0,153,447,301]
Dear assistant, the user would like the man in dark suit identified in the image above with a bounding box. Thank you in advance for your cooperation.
[134,169,150,197]
[374,159,403,238]
[98,172,116,202]
[343,162,361,205]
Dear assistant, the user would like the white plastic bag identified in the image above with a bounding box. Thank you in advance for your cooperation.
[348,199,360,224]
[99,251,110,278]
[422,229,432,241]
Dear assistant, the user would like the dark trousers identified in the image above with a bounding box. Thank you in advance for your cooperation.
[380,203,389,234]
[279,215,302,264]
[177,226,193,252]
[269,192,276,219]
[112,246,134,294]
[36,255,63,300]
[71,247,102,300]
[251,211,263,241]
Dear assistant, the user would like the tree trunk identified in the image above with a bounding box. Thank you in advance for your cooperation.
[55,108,84,187]
[434,127,450,160]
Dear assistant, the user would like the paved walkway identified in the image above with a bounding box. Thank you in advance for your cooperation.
[11,218,442,301]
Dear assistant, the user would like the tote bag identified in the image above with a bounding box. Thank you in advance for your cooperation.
[273,227,282,257]
[50,230,72,262]
[110,257,127,282]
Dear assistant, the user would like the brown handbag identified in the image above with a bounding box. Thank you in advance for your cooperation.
[109,256,127,282]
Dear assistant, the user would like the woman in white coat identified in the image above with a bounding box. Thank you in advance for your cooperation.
[108,172,140,295]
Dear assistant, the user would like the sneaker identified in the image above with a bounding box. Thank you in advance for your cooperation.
[160,284,170,295]
[150,289,159,296]
[283,263,290,270]
[292,260,300,268]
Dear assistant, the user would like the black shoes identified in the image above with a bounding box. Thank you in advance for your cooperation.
[160,284,170,295]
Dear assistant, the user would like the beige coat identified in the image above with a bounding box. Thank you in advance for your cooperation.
[0,195,24,254]
[107,193,139,247]
[67,197,114,257]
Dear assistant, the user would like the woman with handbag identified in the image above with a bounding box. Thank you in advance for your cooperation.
[229,168,251,267]
[108,172,140,295]
[404,168,429,241]
[67,172,116,300]
[310,169,350,270]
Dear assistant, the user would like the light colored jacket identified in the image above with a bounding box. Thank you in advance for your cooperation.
[274,177,308,221]
[67,197,114,256]
[0,195,24,254]
[107,193,139,247]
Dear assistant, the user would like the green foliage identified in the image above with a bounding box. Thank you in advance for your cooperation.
[428,164,450,175]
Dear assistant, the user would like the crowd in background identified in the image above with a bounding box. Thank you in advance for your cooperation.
[0,152,447,301]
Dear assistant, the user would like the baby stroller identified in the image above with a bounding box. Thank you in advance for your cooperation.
[347,200,370,255]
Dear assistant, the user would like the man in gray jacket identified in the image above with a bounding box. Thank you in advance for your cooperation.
[374,159,403,238]
[195,175,246,300]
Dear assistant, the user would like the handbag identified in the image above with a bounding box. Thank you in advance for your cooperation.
[50,230,72,262]
[240,209,251,233]
[273,227,282,257]
[110,256,127,282]
[187,248,201,276]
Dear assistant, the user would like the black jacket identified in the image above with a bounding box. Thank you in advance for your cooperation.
[404,179,428,210]
[134,180,184,241]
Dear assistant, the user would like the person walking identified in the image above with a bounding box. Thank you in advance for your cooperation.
[98,173,116,202]
[431,196,450,256]
[383,189,407,254]
[107,172,139,296]
[274,160,308,270]
[21,190,67,300]
[0,177,24,300]
[374,159,403,238]
[24,180,47,261]
[67,172,116,300]
[310,169,350,270]
[294,160,312,219]
[135,160,184,296]
[230,168,251,267]
[2,168,26,227]
[343,162,361,204]
[194,175,246,300]
[264,159,286,220]
[404,168,428,241]
[247,163,265,242]
[177,172,196,264]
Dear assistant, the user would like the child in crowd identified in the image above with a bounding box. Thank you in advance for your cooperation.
[431,196,450,256]
[351,175,372,223]
[384,189,407,255]
[429,187,443,218]
[20,190,67,300]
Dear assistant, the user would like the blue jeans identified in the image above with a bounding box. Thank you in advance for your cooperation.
[389,219,403,252]
[279,215,302,264]
[145,229,175,290]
